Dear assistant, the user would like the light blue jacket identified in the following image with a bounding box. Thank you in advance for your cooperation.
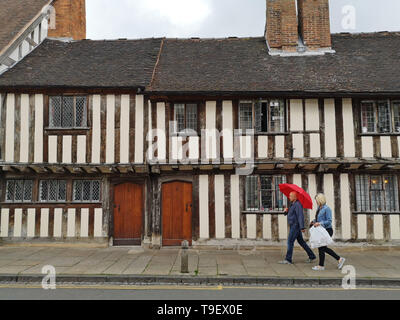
[313,205,333,229]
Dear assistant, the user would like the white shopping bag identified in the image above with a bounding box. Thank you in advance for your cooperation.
[309,226,334,249]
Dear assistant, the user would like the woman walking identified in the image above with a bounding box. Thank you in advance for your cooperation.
[310,194,346,271]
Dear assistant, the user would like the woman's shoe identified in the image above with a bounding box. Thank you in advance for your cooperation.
[312,266,325,271]
[338,257,346,270]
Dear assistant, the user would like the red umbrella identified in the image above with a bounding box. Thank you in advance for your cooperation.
[279,184,313,210]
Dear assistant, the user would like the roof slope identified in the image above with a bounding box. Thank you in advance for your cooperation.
[148,32,400,94]
[0,0,50,54]
[1,32,400,93]
[0,38,163,88]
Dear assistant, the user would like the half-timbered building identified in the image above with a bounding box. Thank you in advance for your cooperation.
[0,0,399,247]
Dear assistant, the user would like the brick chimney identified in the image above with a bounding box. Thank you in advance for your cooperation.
[265,0,298,51]
[47,0,86,40]
[297,0,331,49]
[265,0,333,55]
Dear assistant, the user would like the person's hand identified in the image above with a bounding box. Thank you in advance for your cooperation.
[284,208,289,213]
[314,222,321,227]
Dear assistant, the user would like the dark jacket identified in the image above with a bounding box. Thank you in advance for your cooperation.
[287,200,305,229]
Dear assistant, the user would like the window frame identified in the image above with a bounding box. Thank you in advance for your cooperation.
[360,99,400,134]
[238,99,287,134]
[391,100,400,133]
[244,175,288,213]
[29,30,35,51]
[5,180,34,203]
[355,174,400,213]
[39,180,67,203]
[72,180,102,203]
[48,95,89,130]
[172,103,198,135]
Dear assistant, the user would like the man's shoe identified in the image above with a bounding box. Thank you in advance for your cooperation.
[306,258,316,263]
[312,266,325,271]
[278,260,293,265]
[338,257,346,270]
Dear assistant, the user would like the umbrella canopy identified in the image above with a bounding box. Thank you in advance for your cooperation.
[279,184,313,210]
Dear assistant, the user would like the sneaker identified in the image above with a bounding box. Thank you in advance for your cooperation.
[278,260,293,265]
[338,257,346,270]
[306,258,316,263]
[312,266,325,271]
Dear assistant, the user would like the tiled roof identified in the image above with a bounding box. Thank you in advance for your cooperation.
[1,32,400,94]
[0,38,163,88]
[148,32,400,94]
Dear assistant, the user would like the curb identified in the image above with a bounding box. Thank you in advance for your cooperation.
[0,275,399,288]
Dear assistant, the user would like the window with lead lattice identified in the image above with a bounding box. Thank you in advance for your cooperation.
[361,100,400,134]
[73,180,101,203]
[39,180,67,202]
[239,99,286,133]
[245,175,287,212]
[173,103,198,134]
[5,180,33,203]
[355,175,399,212]
[49,96,87,128]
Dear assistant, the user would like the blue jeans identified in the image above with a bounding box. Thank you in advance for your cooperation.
[285,225,316,263]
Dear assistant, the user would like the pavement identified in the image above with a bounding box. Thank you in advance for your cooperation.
[0,245,399,287]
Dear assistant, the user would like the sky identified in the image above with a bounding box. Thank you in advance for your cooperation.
[86,0,400,40]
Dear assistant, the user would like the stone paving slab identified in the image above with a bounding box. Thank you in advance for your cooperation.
[0,245,399,284]
[122,254,154,275]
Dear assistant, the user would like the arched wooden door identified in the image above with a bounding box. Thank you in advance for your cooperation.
[162,181,193,246]
[113,183,143,246]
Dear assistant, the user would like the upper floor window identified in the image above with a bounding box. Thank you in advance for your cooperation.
[173,103,198,134]
[361,100,400,134]
[239,99,286,133]
[38,23,42,43]
[355,175,399,212]
[245,175,287,212]
[29,30,35,50]
[39,180,67,202]
[5,180,33,203]
[49,96,87,129]
[73,180,101,203]
[18,44,22,60]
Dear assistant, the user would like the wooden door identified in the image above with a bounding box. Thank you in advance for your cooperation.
[162,181,193,246]
[113,183,143,246]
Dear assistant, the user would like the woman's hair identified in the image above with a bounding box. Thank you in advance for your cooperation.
[315,193,327,206]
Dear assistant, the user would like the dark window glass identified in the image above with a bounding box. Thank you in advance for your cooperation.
[5,180,33,203]
[49,96,87,128]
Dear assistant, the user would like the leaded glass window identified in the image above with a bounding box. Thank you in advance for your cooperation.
[246,176,259,211]
[5,180,33,203]
[392,101,400,133]
[361,100,400,134]
[245,175,287,212]
[49,96,87,128]
[39,180,67,202]
[269,100,286,133]
[239,99,286,133]
[355,175,399,212]
[73,180,101,203]
[377,101,391,133]
[173,103,198,133]
[239,102,253,131]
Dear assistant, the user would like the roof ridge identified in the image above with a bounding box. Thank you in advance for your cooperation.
[332,31,400,37]
[162,36,265,41]
[45,37,166,43]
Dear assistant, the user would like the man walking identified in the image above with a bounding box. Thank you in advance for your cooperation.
[278,191,316,265]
